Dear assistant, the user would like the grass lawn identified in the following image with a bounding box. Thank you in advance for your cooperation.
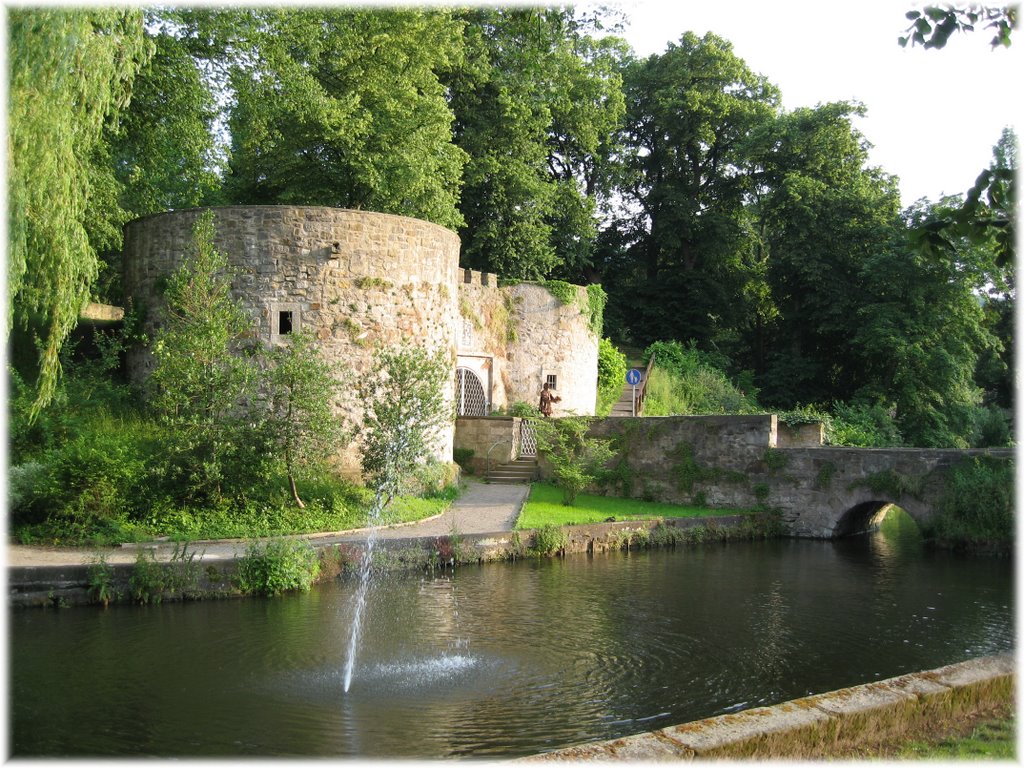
[515,482,753,529]
[897,715,1015,759]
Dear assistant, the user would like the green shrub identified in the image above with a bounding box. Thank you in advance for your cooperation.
[829,401,903,447]
[508,400,541,418]
[596,338,627,416]
[9,461,49,524]
[930,456,1013,545]
[531,524,567,556]
[130,551,168,605]
[402,458,459,498]
[87,556,116,607]
[533,416,616,505]
[640,340,756,415]
[971,406,1012,448]
[236,539,321,596]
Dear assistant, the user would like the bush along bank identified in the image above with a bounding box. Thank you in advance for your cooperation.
[10,510,783,608]
[926,454,1014,554]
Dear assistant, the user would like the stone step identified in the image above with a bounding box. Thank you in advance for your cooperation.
[487,458,538,484]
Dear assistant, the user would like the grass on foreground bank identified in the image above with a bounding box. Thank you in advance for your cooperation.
[13,478,457,547]
[899,714,1014,759]
[516,482,753,529]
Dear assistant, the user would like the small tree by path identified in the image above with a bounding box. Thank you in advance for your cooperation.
[264,330,346,507]
[358,344,452,512]
[533,416,615,505]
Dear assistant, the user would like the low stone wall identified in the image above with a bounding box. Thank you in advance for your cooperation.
[777,421,824,447]
[523,653,1014,761]
[580,415,778,509]
[7,515,755,608]
[454,416,521,473]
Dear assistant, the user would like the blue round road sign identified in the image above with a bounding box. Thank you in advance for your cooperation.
[626,368,641,386]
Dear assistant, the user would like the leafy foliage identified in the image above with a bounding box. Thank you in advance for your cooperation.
[149,211,263,502]
[263,330,346,507]
[221,9,467,230]
[641,341,757,415]
[358,345,452,509]
[900,6,1016,49]
[8,9,152,416]
[533,416,616,505]
[930,455,1014,545]
[596,338,627,416]
[236,539,321,596]
[450,9,627,279]
[610,32,780,347]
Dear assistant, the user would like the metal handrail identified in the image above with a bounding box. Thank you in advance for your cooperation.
[484,438,514,482]
[635,351,656,416]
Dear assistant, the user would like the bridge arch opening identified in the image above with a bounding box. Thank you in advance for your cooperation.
[833,502,905,537]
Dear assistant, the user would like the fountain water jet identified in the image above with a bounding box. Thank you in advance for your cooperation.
[342,495,384,692]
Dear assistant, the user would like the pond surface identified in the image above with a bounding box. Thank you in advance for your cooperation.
[9,513,1013,757]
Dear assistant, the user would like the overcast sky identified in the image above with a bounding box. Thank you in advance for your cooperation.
[615,0,1020,206]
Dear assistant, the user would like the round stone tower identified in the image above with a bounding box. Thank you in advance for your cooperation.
[122,206,461,475]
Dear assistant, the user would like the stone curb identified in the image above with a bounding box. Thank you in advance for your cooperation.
[115,510,449,553]
[520,653,1014,761]
[7,514,754,607]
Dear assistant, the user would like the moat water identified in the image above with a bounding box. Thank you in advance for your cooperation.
[9,512,1013,757]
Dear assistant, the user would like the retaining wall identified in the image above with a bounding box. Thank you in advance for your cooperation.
[7,515,753,608]
[453,416,523,472]
[523,653,1014,761]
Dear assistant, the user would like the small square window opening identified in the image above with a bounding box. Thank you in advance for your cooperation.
[279,311,293,335]
[546,374,558,390]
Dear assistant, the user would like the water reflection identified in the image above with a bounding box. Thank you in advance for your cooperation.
[9,520,1013,758]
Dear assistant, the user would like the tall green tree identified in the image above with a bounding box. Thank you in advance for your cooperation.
[110,22,224,218]
[746,102,903,406]
[357,344,452,511]
[450,9,627,279]
[853,199,998,447]
[221,8,467,231]
[610,32,780,347]
[8,9,151,415]
[149,212,261,502]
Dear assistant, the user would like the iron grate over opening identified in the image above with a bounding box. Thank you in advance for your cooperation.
[455,367,486,416]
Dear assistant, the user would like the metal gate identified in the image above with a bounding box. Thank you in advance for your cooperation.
[519,419,537,457]
[455,367,487,416]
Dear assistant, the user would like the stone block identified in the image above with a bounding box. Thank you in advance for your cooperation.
[663,702,829,754]
[924,653,1014,689]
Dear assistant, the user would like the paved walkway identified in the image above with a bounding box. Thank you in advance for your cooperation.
[6,480,530,568]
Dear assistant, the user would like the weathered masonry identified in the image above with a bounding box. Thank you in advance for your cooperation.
[580,415,1013,538]
[122,206,598,475]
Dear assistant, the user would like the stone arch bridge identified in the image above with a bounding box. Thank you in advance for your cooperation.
[584,415,1014,539]
[764,445,1013,538]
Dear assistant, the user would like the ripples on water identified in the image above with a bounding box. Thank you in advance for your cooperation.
[9,512,1014,757]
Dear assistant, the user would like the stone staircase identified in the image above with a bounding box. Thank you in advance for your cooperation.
[487,456,538,484]
[610,369,646,417]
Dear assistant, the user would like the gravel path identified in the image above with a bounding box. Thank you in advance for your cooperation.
[6,480,529,568]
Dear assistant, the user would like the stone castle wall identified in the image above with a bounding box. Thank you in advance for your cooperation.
[456,277,598,416]
[123,206,461,474]
[122,205,600,476]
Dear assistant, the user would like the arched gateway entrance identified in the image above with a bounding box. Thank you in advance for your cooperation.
[455,367,487,416]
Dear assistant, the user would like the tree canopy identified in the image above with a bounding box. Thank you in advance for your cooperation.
[8,9,151,415]
[8,6,1014,448]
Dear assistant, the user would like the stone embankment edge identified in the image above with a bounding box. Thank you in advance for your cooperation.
[7,514,752,608]
[518,653,1014,761]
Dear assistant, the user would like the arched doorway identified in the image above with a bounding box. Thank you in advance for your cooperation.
[455,367,487,416]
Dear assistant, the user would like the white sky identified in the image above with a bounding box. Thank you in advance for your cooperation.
[615,0,1021,206]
